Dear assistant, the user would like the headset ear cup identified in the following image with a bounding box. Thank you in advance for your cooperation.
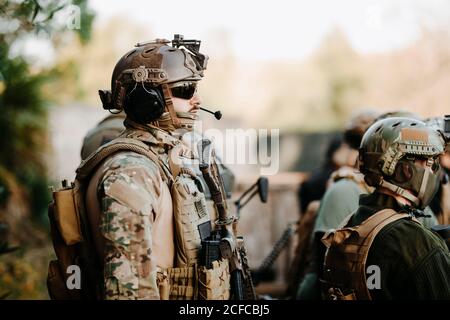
[154,87,166,111]
[124,86,165,123]
[392,161,413,184]
[112,81,126,110]
[99,90,112,110]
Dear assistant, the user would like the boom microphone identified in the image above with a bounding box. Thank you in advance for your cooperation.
[200,107,222,120]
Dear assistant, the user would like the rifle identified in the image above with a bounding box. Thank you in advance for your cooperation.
[197,138,256,300]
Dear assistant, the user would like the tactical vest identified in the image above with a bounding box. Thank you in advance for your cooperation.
[47,136,230,300]
[320,209,419,300]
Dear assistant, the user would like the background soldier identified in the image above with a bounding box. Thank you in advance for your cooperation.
[426,117,450,225]
[295,109,379,299]
[80,111,126,160]
[322,117,450,299]
[295,111,440,299]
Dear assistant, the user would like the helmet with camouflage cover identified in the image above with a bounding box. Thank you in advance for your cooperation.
[374,110,423,122]
[98,34,208,130]
[359,117,446,209]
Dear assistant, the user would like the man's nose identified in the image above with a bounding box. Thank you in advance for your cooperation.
[190,94,202,107]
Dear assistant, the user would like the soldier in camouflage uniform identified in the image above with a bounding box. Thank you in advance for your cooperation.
[425,117,450,225]
[321,117,450,299]
[296,111,440,299]
[80,111,126,160]
[78,36,229,300]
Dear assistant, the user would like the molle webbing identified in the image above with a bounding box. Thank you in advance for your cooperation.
[322,209,414,300]
[157,266,196,300]
[161,83,181,128]
[197,259,231,300]
[157,259,230,300]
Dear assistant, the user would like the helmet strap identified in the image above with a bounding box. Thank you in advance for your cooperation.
[161,83,182,129]
[417,167,430,201]
[379,178,420,207]
[150,112,176,132]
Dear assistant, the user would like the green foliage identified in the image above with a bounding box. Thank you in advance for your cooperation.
[315,29,365,128]
[0,246,52,299]
[0,0,94,220]
[73,0,95,43]
[0,46,47,170]
[0,0,95,43]
[0,0,94,300]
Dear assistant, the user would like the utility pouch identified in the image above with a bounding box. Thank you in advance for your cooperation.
[52,182,83,245]
[157,266,196,300]
[47,201,82,300]
[197,258,230,300]
[157,258,230,300]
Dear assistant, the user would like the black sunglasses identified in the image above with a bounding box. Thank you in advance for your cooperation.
[170,82,197,100]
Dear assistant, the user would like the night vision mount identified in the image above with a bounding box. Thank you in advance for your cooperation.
[172,34,209,71]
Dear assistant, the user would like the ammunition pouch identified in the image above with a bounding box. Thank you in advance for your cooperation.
[169,144,211,268]
[51,185,83,245]
[157,258,230,300]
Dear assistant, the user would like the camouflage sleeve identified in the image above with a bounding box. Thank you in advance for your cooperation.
[98,152,163,300]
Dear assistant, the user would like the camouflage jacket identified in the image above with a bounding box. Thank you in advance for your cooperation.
[86,123,188,300]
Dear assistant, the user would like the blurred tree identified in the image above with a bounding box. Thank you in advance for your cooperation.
[314,28,365,128]
[49,15,151,106]
[260,28,365,132]
[0,0,94,221]
[0,0,94,300]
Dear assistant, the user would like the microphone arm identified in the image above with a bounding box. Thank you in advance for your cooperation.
[200,107,222,120]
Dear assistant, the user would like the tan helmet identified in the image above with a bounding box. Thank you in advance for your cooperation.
[99,34,208,130]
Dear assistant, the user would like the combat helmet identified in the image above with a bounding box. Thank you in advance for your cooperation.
[359,117,446,209]
[99,34,208,130]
